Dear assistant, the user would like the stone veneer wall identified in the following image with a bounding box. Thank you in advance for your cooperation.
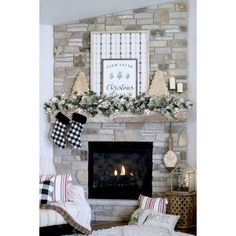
[52,0,189,221]
[54,0,188,96]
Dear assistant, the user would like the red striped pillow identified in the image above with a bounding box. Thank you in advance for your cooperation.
[139,194,168,213]
[40,173,72,202]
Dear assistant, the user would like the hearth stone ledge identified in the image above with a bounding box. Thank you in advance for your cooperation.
[88,199,139,206]
[88,199,139,221]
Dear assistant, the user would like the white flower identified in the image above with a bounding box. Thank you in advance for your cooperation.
[144,109,150,115]
[51,97,58,103]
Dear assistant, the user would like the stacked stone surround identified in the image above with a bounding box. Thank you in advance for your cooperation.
[54,121,187,220]
[52,0,189,221]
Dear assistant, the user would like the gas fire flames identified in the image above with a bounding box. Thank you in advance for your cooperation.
[120,165,126,175]
[113,166,134,176]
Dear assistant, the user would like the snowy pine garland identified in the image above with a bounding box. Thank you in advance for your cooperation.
[44,91,193,118]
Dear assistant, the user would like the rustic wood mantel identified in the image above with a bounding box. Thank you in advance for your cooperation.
[47,110,187,123]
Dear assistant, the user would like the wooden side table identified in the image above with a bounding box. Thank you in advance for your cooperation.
[165,191,196,232]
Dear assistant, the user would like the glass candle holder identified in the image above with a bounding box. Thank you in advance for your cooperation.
[171,159,195,192]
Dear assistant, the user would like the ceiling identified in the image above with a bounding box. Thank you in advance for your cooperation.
[40,0,171,25]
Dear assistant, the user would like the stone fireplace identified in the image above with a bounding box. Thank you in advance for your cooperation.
[53,121,187,221]
[51,0,189,221]
[88,141,152,200]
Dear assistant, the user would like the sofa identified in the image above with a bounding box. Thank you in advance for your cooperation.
[39,157,91,235]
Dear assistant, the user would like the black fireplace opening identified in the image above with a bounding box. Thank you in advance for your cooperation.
[88,141,153,200]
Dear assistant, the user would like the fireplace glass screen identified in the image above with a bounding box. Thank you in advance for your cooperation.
[88,142,152,199]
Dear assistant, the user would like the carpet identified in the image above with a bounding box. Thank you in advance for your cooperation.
[67,225,194,236]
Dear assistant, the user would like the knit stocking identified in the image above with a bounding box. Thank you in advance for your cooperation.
[51,112,70,149]
[66,113,87,149]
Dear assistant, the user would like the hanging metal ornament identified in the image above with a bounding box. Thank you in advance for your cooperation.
[163,123,178,171]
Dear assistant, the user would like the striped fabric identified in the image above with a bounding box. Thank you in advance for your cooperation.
[139,195,168,213]
[40,207,66,227]
[40,173,72,202]
[40,204,91,235]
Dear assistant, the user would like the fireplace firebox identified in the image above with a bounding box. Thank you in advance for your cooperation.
[88,142,153,199]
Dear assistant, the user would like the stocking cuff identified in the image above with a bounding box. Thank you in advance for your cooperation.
[72,113,87,124]
[55,112,70,125]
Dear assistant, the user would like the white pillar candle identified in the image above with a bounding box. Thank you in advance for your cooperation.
[177,82,183,93]
[169,77,176,89]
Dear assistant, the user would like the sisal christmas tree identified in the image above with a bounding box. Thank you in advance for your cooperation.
[70,70,89,96]
[147,70,169,96]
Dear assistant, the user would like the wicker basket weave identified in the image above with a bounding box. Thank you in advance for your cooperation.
[166,191,196,229]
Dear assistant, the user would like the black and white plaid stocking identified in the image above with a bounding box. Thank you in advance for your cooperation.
[51,112,70,149]
[66,113,87,149]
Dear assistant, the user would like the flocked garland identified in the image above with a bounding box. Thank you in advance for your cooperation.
[44,91,193,118]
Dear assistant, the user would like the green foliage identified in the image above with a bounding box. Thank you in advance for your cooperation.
[44,92,193,118]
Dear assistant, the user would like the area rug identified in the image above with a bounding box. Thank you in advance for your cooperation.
[68,225,194,236]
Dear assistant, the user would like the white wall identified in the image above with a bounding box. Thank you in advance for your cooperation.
[187,0,196,170]
[40,24,54,159]
[41,0,172,25]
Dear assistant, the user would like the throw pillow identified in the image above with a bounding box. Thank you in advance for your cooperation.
[39,179,55,204]
[67,183,85,203]
[139,194,168,213]
[143,210,180,232]
[40,173,72,202]
[129,208,151,225]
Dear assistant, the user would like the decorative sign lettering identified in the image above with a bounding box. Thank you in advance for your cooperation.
[102,59,137,97]
[146,213,171,224]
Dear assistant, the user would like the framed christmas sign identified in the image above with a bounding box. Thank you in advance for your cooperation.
[102,59,137,97]
[91,31,149,96]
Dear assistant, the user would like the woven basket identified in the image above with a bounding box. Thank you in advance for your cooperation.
[166,192,196,229]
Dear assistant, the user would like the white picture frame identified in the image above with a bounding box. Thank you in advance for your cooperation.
[90,31,149,96]
[102,59,137,97]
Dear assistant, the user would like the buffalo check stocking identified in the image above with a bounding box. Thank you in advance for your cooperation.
[66,113,87,149]
[51,112,70,149]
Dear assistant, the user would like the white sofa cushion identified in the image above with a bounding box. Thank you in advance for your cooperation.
[40,208,66,227]
[40,157,56,176]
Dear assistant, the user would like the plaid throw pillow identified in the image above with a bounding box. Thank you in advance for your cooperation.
[139,194,168,213]
[40,173,72,202]
[39,179,55,204]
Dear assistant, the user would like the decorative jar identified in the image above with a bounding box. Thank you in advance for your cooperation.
[171,158,195,192]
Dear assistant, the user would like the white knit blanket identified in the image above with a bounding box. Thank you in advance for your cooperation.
[40,184,92,234]
[73,225,194,236]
